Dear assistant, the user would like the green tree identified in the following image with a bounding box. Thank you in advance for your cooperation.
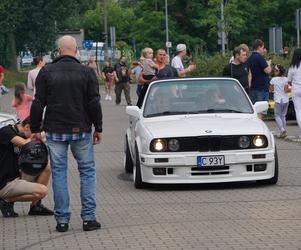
[0,0,23,68]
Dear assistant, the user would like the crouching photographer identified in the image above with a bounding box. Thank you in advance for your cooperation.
[0,116,53,217]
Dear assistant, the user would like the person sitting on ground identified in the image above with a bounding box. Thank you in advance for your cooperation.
[0,117,53,217]
[141,47,158,81]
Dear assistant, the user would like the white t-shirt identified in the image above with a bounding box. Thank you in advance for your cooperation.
[288,66,301,89]
[171,56,184,72]
[270,76,289,103]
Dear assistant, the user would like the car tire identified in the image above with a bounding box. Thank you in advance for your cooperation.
[133,145,145,189]
[257,148,279,185]
[124,136,133,173]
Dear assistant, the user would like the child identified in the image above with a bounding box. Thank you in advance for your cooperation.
[11,82,33,121]
[142,47,158,81]
[269,64,290,138]
[102,61,114,101]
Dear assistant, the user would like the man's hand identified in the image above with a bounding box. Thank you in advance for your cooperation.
[93,131,102,145]
[31,132,43,142]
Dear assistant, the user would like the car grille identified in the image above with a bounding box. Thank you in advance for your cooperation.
[178,135,264,152]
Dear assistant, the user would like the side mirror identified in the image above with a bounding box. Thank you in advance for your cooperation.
[126,106,141,118]
[254,101,268,113]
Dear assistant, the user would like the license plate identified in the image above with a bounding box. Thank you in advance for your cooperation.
[197,155,225,167]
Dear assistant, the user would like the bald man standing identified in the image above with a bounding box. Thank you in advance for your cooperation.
[30,35,103,232]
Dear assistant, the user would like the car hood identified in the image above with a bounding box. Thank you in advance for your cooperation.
[143,115,268,138]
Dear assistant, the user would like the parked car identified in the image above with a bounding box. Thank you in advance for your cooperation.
[21,54,33,65]
[124,78,278,188]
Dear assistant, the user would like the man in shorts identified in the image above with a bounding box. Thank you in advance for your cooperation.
[0,117,53,217]
[247,39,272,118]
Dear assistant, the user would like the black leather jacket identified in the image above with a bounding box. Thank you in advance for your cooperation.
[30,55,103,133]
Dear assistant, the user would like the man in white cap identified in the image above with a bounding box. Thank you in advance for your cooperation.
[171,43,196,77]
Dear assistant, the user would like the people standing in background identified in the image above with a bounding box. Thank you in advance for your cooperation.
[164,54,178,77]
[247,39,272,119]
[102,61,114,101]
[270,64,290,138]
[229,43,249,63]
[137,48,176,108]
[11,82,33,121]
[113,55,132,106]
[0,64,9,95]
[87,56,100,79]
[141,48,158,81]
[171,44,196,77]
[27,56,45,96]
[132,57,144,97]
[223,45,251,94]
[288,48,301,134]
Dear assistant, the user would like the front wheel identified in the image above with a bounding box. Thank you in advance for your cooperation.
[124,137,133,173]
[257,148,278,185]
[133,146,146,189]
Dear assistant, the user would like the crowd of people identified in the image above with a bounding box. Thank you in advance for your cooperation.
[1,35,301,233]
[222,39,301,138]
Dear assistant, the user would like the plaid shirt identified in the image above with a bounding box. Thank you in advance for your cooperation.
[46,132,87,142]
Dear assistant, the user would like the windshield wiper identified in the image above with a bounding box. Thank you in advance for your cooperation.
[205,108,244,113]
[146,111,187,117]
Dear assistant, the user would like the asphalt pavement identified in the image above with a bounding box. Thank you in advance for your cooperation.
[0,84,301,250]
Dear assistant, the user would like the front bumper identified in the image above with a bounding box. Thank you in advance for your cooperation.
[139,149,275,184]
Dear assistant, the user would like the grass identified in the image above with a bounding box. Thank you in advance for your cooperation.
[4,69,29,88]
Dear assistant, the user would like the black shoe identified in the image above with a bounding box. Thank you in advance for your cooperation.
[28,202,54,216]
[0,198,18,218]
[83,220,101,231]
[56,223,69,232]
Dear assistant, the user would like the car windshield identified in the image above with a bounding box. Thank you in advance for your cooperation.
[143,79,254,118]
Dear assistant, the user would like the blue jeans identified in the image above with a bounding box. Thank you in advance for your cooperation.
[47,134,96,223]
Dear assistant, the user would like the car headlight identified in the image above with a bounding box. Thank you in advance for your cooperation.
[252,135,266,147]
[168,139,180,151]
[152,139,167,151]
[238,136,250,149]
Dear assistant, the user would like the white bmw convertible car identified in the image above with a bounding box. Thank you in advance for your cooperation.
[124,78,278,188]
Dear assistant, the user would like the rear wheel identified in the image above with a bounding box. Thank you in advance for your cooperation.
[133,146,145,189]
[257,148,278,185]
[124,136,133,173]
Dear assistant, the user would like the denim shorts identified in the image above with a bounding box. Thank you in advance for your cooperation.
[250,89,269,114]
[250,89,269,102]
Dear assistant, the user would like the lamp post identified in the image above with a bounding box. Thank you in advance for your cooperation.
[165,0,170,56]
[220,0,225,55]
[104,0,108,59]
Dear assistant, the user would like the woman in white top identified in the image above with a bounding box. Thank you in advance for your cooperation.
[288,48,301,132]
[27,56,45,96]
[270,64,289,137]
